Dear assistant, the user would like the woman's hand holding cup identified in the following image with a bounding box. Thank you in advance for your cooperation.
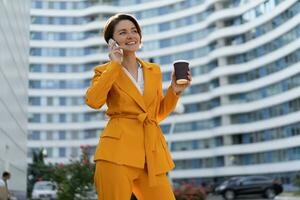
[171,60,192,95]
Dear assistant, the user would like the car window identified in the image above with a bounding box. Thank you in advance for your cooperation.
[244,180,255,185]
[34,182,55,190]
[254,177,270,181]
[241,177,256,185]
[242,176,270,185]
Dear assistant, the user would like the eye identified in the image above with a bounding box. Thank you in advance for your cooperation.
[119,32,126,35]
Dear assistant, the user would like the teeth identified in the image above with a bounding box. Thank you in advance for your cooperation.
[126,42,135,45]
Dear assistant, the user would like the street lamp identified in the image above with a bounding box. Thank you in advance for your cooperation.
[168,100,185,187]
[168,100,185,150]
[41,148,48,164]
[42,148,48,158]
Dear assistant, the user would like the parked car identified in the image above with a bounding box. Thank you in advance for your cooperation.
[74,187,98,200]
[214,176,283,200]
[31,181,57,200]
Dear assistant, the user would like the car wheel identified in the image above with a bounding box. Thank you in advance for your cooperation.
[224,190,235,200]
[265,188,276,199]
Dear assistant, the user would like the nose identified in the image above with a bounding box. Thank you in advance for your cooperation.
[127,32,135,39]
[127,35,133,39]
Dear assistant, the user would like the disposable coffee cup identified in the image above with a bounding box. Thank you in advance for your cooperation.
[173,60,189,85]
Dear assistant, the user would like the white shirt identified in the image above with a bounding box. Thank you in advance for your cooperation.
[122,62,144,95]
[0,179,5,187]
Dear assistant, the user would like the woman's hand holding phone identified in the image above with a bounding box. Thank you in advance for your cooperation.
[108,39,123,64]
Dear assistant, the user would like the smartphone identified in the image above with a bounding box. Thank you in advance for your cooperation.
[108,38,123,60]
[109,39,123,51]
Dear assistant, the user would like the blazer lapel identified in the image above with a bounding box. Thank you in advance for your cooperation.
[138,58,158,108]
[114,66,147,112]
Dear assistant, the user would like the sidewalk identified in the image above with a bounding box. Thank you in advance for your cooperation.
[276,195,300,200]
[276,197,300,200]
[206,194,300,200]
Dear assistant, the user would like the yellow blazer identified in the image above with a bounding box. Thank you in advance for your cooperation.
[85,58,179,186]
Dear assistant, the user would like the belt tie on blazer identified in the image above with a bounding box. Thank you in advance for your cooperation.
[110,113,161,186]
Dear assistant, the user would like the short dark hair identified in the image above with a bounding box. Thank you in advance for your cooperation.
[103,13,142,44]
[2,171,10,178]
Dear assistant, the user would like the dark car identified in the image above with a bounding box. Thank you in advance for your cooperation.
[215,176,283,200]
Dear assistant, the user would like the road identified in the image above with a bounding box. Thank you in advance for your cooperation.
[206,194,300,200]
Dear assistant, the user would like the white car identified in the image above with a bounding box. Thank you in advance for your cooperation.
[32,181,57,200]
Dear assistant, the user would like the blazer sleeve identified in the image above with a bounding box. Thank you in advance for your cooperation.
[85,61,122,109]
[156,66,180,122]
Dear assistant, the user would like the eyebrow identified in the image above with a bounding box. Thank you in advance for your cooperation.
[117,27,137,33]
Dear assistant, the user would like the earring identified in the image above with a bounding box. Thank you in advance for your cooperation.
[139,42,143,49]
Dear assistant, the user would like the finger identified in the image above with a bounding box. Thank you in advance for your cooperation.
[108,38,114,45]
[171,71,175,81]
[108,40,115,50]
[108,44,113,51]
[116,49,123,55]
[115,46,122,51]
[109,42,119,51]
[110,39,117,47]
[111,44,117,51]
[112,48,122,54]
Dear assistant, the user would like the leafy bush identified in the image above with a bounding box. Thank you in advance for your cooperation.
[174,183,206,200]
[27,145,95,200]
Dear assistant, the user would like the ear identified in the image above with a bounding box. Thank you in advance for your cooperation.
[139,41,143,49]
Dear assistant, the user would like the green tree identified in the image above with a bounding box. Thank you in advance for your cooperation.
[27,146,147,199]
[27,148,53,198]
[52,145,95,200]
[27,146,95,199]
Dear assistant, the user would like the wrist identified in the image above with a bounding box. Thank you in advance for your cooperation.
[171,84,181,96]
[109,55,122,65]
[174,90,182,96]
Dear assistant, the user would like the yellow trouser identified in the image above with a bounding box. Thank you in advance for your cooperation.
[94,160,176,200]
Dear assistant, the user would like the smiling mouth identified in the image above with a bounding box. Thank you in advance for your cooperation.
[125,42,136,45]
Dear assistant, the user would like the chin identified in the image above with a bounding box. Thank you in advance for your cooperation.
[124,47,139,52]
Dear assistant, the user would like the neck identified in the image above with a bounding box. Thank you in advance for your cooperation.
[122,51,138,71]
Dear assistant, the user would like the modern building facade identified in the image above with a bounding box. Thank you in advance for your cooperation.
[29,0,300,190]
[0,0,30,198]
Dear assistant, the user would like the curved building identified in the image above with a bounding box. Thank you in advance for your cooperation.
[1,0,30,198]
[29,0,300,189]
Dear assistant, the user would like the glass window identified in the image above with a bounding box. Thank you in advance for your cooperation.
[46,148,53,158]
[46,131,53,140]
[47,97,53,106]
[70,147,78,157]
[59,97,66,106]
[71,131,79,140]
[59,114,66,122]
[35,1,42,8]
[31,131,40,140]
[160,124,171,134]
[59,147,66,157]
[58,131,66,140]
[159,22,170,31]
[29,97,41,106]
[29,113,41,123]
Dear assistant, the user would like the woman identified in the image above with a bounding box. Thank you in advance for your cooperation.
[85,13,191,200]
